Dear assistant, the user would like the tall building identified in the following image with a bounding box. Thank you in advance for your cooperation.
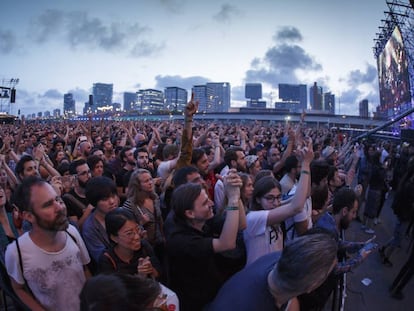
[164,87,188,112]
[359,99,369,118]
[309,82,323,111]
[137,89,164,112]
[63,93,76,116]
[192,85,213,113]
[277,84,307,112]
[324,92,335,114]
[92,83,113,113]
[206,82,231,113]
[124,92,138,112]
[245,83,263,108]
[53,109,60,118]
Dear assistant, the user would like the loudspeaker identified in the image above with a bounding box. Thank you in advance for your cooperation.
[401,129,414,142]
[89,95,93,106]
[10,88,16,103]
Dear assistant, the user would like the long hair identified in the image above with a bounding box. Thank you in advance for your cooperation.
[251,176,281,211]
[171,183,203,223]
[126,169,156,206]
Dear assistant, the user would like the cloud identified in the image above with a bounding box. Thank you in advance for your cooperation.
[0,29,18,54]
[42,89,63,99]
[273,26,303,43]
[346,63,378,87]
[213,4,240,23]
[157,0,186,13]
[27,10,161,57]
[154,75,210,90]
[231,85,246,102]
[68,87,90,102]
[245,43,322,87]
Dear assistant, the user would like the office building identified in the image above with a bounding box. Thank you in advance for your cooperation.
[165,87,188,112]
[124,92,138,112]
[92,83,113,113]
[63,93,76,116]
[310,82,323,111]
[359,99,369,118]
[206,82,231,113]
[324,92,335,114]
[137,89,164,112]
[277,84,307,112]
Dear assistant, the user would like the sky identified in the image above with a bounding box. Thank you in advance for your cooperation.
[0,0,392,116]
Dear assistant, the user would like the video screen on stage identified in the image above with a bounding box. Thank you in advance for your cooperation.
[378,26,411,117]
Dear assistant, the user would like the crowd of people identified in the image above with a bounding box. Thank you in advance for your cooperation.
[0,96,413,310]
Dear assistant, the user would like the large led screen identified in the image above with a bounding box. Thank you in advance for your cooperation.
[378,26,411,117]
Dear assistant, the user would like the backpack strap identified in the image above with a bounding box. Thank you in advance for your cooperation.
[15,238,34,297]
[103,252,118,271]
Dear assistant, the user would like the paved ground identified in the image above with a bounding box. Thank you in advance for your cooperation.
[342,191,414,311]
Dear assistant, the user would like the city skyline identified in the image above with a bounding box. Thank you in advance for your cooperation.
[1,0,391,116]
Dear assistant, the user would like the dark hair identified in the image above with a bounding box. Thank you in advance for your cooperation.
[86,176,117,207]
[224,146,244,167]
[69,159,88,175]
[80,273,161,311]
[15,155,35,178]
[311,184,329,211]
[172,183,203,222]
[12,176,46,212]
[56,162,70,176]
[119,146,133,163]
[255,169,274,183]
[87,155,104,171]
[134,147,149,159]
[310,159,330,185]
[105,208,136,243]
[251,176,281,211]
[284,155,299,172]
[172,166,199,188]
[332,187,357,215]
[191,148,206,165]
[327,165,338,185]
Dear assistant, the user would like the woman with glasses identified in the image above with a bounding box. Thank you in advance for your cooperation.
[243,142,314,266]
[98,207,161,279]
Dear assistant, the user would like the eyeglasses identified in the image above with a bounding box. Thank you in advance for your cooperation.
[263,194,282,203]
[77,170,91,177]
[119,226,142,239]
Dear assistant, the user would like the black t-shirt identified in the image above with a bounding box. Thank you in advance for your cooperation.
[62,189,89,218]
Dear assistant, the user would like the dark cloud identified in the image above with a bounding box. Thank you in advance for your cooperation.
[213,4,240,23]
[346,64,378,87]
[0,29,18,54]
[27,10,161,57]
[245,44,322,87]
[154,75,210,90]
[273,26,303,43]
[42,89,63,99]
[31,9,64,43]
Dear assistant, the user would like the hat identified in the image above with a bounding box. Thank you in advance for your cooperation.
[322,146,336,158]
[245,155,259,169]
[255,143,265,151]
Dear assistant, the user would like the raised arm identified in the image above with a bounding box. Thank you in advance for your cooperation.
[212,169,242,253]
[266,140,314,226]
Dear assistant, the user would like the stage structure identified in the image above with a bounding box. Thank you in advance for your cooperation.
[373,0,414,130]
[0,78,19,115]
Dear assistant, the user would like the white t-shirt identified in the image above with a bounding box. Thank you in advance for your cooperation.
[5,225,90,311]
[284,197,313,242]
[243,210,284,266]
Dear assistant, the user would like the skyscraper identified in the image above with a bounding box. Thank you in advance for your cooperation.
[206,82,231,113]
[192,85,213,113]
[278,84,307,112]
[123,92,138,112]
[137,89,164,112]
[164,87,188,112]
[359,99,369,118]
[324,92,335,114]
[63,93,76,116]
[310,82,323,111]
[92,83,113,113]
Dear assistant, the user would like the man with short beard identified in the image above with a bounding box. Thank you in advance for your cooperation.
[115,146,136,204]
[5,176,91,311]
[62,159,93,229]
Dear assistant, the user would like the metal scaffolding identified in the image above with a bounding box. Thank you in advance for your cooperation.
[0,78,19,114]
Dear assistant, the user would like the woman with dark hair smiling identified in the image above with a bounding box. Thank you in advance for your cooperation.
[98,207,161,279]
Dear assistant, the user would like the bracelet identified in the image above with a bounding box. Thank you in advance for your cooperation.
[185,118,193,122]
[225,206,239,211]
[301,170,310,175]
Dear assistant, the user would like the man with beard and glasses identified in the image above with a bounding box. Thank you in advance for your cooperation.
[62,159,93,229]
[298,187,377,311]
[5,176,91,311]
